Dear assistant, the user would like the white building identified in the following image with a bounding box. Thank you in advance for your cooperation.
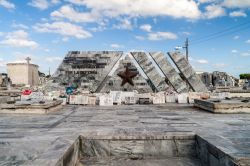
[7,57,39,86]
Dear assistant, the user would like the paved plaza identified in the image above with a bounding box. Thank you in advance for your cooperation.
[0,104,250,165]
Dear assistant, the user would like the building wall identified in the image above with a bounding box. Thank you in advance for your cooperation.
[7,63,39,86]
[28,65,39,86]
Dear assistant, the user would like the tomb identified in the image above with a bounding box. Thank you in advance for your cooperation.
[194,98,250,113]
[0,100,62,114]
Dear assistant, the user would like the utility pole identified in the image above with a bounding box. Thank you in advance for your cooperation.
[183,38,189,62]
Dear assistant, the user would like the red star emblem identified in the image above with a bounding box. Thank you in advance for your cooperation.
[117,66,138,86]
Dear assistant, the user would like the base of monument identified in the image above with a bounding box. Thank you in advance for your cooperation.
[0,100,63,114]
[194,98,250,113]
[55,134,239,166]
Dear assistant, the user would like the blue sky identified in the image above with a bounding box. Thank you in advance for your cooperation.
[0,0,249,77]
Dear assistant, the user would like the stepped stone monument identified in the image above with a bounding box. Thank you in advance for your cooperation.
[149,52,188,93]
[168,52,208,92]
[52,51,122,92]
[100,55,153,93]
[131,52,169,92]
[51,51,207,93]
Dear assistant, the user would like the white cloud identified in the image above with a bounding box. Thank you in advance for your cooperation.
[140,24,152,32]
[28,0,49,10]
[11,23,29,29]
[241,52,250,57]
[33,21,92,39]
[135,35,145,40]
[197,59,209,64]
[246,40,250,44]
[0,0,15,9]
[223,0,250,8]
[45,56,63,62]
[229,10,247,17]
[198,0,216,3]
[51,0,60,4]
[203,4,226,19]
[233,35,239,40]
[28,0,59,10]
[62,37,69,42]
[231,49,238,53]
[213,63,229,68]
[113,18,133,30]
[182,31,191,36]
[44,48,50,52]
[148,31,177,41]
[66,0,201,19]
[110,44,124,49]
[51,5,98,23]
[0,30,38,48]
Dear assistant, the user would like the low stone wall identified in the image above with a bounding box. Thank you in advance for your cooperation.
[196,135,238,166]
[56,134,245,166]
[0,100,63,114]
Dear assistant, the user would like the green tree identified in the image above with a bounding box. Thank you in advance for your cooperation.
[239,73,250,79]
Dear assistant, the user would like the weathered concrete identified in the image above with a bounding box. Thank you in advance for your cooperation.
[0,104,250,165]
[0,100,63,114]
[131,52,168,92]
[100,55,153,93]
[194,98,250,113]
[149,52,188,93]
[52,51,123,92]
[168,52,207,92]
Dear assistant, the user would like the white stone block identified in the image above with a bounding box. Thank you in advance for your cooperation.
[99,95,113,106]
[165,94,176,103]
[124,96,136,105]
[177,93,188,104]
[210,92,230,99]
[80,95,89,105]
[153,93,165,104]
[188,92,210,104]
[69,95,77,105]
[110,91,122,105]
[135,93,153,103]
[121,92,135,99]
[88,96,96,105]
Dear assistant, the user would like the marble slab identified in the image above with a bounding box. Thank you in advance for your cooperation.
[168,52,207,92]
[194,98,250,113]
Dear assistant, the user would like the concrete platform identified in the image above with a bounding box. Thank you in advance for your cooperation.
[0,100,63,114]
[194,98,250,113]
[78,157,202,166]
[0,104,250,166]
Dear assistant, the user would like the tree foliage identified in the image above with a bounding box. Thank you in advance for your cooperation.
[239,73,250,79]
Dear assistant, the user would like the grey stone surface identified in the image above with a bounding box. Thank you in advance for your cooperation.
[100,55,153,93]
[0,104,250,165]
[149,52,188,93]
[0,100,63,114]
[131,52,168,92]
[168,52,208,92]
[52,51,122,92]
[78,157,202,166]
[194,98,250,113]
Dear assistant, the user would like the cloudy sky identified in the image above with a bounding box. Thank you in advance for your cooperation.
[0,0,249,77]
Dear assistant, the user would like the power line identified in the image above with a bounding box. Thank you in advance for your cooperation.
[190,21,250,45]
[190,23,250,45]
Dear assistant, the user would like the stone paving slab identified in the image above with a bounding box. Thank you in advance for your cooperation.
[0,104,250,165]
[78,157,202,166]
[194,98,250,113]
